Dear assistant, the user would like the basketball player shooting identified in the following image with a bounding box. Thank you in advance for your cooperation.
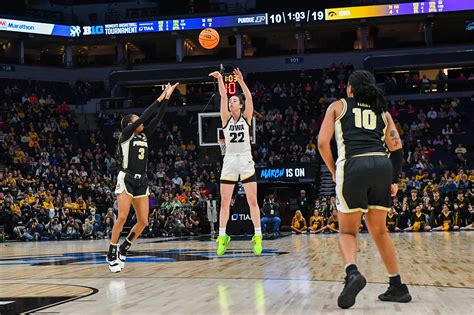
[208,68,263,256]
[107,82,179,273]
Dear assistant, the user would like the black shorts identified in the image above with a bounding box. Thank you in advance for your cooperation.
[115,171,149,198]
[335,155,392,213]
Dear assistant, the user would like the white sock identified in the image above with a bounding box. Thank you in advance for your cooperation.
[219,228,226,237]
[254,227,262,237]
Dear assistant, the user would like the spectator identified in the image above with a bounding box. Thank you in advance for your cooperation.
[454,144,467,155]
[308,209,326,234]
[404,206,431,232]
[206,194,218,235]
[325,209,339,233]
[297,190,311,221]
[260,195,281,235]
[454,191,471,227]
[426,107,437,120]
[444,177,458,195]
[386,208,401,232]
[82,218,94,239]
[291,210,307,234]
[432,204,459,231]
[64,217,79,239]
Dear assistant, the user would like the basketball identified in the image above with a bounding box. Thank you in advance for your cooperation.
[199,28,220,49]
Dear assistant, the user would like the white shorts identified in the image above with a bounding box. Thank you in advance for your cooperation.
[220,154,256,183]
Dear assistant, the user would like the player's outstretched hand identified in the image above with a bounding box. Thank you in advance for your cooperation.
[208,71,222,79]
[165,82,179,99]
[233,68,243,82]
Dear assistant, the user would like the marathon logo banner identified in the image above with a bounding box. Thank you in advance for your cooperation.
[0,13,268,38]
[256,163,318,183]
[0,18,70,37]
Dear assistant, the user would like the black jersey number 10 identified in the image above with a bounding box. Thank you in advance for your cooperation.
[229,132,245,143]
[353,108,377,130]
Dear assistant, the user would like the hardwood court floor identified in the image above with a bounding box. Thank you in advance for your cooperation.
[0,232,472,314]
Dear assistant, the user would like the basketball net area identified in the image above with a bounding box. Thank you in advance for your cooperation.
[198,112,257,156]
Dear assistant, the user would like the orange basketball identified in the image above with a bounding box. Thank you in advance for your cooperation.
[199,28,220,49]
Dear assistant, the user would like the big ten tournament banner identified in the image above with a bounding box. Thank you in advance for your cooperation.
[256,163,318,183]
[227,182,254,235]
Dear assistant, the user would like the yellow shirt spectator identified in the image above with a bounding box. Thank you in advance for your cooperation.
[11,204,21,214]
[415,173,425,181]
[43,200,54,209]
[27,194,35,204]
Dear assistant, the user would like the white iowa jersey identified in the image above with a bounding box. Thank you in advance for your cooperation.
[223,115,252,156]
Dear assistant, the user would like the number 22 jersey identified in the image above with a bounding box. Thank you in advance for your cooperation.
[223,114,252,156]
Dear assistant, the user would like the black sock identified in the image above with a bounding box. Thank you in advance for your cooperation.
[119,239,132,254]
[108,244,117,260]
[389,274,402,287]
[345,264,359,276]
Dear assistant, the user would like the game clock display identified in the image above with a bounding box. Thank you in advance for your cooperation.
[223,74,237,95]
[268,10,325,24]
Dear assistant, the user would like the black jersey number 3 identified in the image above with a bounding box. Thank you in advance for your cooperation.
[138,148,145,160]
[230,132,245,143]
[353,108,377,130]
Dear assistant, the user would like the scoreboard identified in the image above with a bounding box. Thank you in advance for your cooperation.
[0,1,473,38]
[325,0,474,21]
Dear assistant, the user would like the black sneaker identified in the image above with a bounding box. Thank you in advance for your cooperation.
[117,249,126,269]
[337,272,367,309]
[106,246,121,273]
[378,284,412,303]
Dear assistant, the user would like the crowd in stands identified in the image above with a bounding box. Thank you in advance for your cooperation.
[0,64,472,241]
[381,69,474,94]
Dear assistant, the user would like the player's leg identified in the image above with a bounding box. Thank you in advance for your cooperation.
[243,180,263,255]
[366,156,411,303]
[365,209,411,302]
[335,158,369,309]
[116,196,149,269]
[216,183,234,255]
[108,192,132,272]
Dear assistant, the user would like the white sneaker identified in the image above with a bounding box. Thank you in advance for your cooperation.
[107,258,121,273]
[118,251,126,269]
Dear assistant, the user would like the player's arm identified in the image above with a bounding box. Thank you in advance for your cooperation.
[384,112,404,186]
[318,101,341,181]
[233,68,254,124]
[144,83,179,136]
[121,88,170,141]
[209,71,230,126]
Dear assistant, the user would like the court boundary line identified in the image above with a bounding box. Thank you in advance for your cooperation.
[0,283,99,314]
[3,277,472,290]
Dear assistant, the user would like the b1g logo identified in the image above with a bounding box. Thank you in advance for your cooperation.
[83,25,104,35]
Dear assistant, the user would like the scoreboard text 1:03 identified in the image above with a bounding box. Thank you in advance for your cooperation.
[268,11,325,24]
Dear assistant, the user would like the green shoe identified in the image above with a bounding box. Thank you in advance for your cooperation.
[216,235,231,256]
[251,235,263,255]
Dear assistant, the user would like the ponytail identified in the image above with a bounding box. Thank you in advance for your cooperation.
[120,114,133,130]
[348,70,387,115]
[117,114,133,161]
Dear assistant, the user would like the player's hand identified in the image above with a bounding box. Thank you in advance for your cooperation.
[233,68,243,82]
[390,184,399,197]
[331,171,336,183]
[165,82,179,99]
[208,71,222,79]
